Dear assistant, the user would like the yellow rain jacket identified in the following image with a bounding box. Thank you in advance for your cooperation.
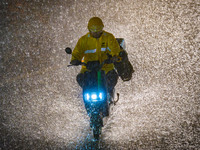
[71,31,121,74]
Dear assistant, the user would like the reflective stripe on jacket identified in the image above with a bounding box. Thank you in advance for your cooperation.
[71,31,121,74]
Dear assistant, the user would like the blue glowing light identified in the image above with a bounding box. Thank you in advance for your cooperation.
[91,93,97,100]
[85,93,90,100]
[84,92,105,101]
[99,92,103,100]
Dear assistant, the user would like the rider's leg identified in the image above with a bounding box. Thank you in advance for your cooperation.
[106,69,118,98]
[76,73,84,88]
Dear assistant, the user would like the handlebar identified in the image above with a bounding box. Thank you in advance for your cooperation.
[68,56,116,71]
[65,47,117,71]
[67,62,86,67]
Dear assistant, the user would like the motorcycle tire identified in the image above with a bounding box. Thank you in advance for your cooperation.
[93,126,102,140]
[91,114,103,140]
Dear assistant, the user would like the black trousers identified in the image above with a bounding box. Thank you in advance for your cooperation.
[76,69,118,95]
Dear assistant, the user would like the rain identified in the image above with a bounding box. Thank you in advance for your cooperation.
[0,0,199,149]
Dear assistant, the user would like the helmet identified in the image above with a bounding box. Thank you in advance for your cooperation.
[88,17,104,32]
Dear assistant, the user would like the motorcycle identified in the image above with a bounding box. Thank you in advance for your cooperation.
[65,38,133,141]
[65,47,118,141]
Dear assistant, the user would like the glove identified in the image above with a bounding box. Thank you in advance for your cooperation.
[104,59,113,64]
[104,56,118,64]
[70,59,81,66]
[111,56,118,62]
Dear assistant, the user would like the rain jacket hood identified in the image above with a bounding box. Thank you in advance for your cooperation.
[88,17,104,32]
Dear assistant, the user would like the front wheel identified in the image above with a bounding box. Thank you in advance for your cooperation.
[90,113,103,140]
[93,126,102,140]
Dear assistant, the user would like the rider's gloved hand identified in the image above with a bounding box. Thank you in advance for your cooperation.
[105,56,118,64]
[111,56,118,62]
[104,59,113,64]
[70,59,81,66]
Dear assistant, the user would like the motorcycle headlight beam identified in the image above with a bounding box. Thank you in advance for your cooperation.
[84,92,105,101]
[91,93,97,100]
[85,93,90,101]
[99,92,103,100]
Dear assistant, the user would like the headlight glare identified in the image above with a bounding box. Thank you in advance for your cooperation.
[85,93,90,101]
[91,93,97,100]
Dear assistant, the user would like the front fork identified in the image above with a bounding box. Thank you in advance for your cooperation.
[90,112,103,128]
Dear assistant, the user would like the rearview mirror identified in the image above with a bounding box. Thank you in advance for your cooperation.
[65,47,72,54]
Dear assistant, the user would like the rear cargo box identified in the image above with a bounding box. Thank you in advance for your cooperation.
[115,38,134,81]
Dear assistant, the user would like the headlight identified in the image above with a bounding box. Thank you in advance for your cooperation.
[84,92,105,101]
[99,92,103,100]
[91,93,97,100]
[85,93,90,101]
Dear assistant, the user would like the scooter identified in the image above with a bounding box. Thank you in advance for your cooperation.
[65,48,118,141]
[65,38,133,141]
